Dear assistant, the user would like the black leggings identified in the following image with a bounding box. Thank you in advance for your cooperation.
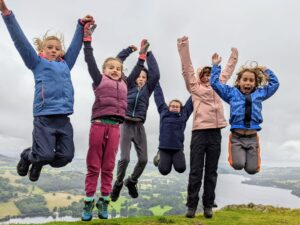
[158,149,186,175]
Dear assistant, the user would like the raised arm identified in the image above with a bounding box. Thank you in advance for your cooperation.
[219,47,238,83]
[116,45,137,62]
[182,96,193,119]
[146,51,160,94]
[154,82,167,113]
[1,2,40,70]
[260,68,280,100]
[210,53,232,103]
[64,15,94,70]
[177,36,197,93]
[83,42,102,87]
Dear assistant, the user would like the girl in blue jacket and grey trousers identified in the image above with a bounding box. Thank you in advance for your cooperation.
[210,53,279,175]
[0,0,92,182]
[153,82,193,175]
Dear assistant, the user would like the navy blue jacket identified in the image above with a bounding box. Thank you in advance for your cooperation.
[154,83,193,151]
[2,12,83,116]
[117,48,160,122]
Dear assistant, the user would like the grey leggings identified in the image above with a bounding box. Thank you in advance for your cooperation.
[115,121,148,183]
[228,132,260,175]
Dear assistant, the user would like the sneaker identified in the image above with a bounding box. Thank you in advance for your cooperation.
[185,207,196,218]
[16,148,31,176]
[153,151,160,167]
[110,181,123,202]
[203,207,213,218]
[96,197,110,219]
[29,164,43,182]
[124,177,138,198]
[81,200,95,221]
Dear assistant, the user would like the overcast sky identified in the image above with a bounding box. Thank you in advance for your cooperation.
[0,0,299,167]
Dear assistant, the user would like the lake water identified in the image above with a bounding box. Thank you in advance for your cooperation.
[1,174,300,224]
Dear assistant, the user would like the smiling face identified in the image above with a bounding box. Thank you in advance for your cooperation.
[40,39,63,61]
[103,59,122,80]
[237,71,256,94]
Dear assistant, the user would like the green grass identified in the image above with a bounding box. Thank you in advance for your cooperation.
[149,205,172,216]
[6,205,300,225]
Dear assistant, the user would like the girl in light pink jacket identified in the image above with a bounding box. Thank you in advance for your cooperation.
[177,36,238,219]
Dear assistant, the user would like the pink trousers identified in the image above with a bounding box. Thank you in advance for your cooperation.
[85,122,120,196]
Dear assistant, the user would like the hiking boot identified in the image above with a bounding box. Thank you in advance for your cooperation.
[124,177,138,198]
[96,197,110,219]
[110,181,123,202]
[81,200,95,221]
[16,148,31,176]
[185,207,196,218]
[153,151,160,167]
[203,207,213,218]
[29,164,43,182]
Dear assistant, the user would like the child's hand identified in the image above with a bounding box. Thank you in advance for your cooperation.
[212,53,222,65]
[0,0,10,15]
[139,39,150,60]
[129,45,138,52]
[230,47,238,60]
[83,22,97,42]
[177,36,189,45]
[81,15,95,25]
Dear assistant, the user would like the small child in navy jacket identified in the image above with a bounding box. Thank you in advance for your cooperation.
[153,82,193,175]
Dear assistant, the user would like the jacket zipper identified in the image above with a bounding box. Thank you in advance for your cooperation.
[132,87,140,117]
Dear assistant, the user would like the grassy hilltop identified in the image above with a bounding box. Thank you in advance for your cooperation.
[7,204,300,225]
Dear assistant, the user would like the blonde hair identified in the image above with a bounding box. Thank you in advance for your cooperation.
[102,57,123,72]
[235,61,268,88]
[33,31,65,55]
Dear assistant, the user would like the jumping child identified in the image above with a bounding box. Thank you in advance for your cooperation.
[153,82,193,175]
[0,0,92,182]
[210,53,279,175]
[81,24,149,220]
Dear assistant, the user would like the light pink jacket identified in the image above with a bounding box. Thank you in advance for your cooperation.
[177,39,238,131]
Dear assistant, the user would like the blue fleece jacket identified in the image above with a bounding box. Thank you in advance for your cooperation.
[210,65,279,131]
[154,82,193,151]
[2,12,83,116]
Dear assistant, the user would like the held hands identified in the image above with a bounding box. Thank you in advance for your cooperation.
[139,39,150,60]
[82,15,96,42]
[0,0,10,15]
[212,53,222,66]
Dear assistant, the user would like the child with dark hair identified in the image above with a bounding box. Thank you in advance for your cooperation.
[110,40,160,202]
[210,54,279,175]
[0,0,92,182]
[177,36,238,219]
[153,82,193,175]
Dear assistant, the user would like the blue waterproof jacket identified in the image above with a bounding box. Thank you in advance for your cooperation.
[154,83,193,150]
[210,65,279,131]
[2,12,83,116]
[117,49,160,122]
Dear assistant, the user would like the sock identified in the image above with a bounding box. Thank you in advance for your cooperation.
[102,195,110,201]
[85,196,94,202]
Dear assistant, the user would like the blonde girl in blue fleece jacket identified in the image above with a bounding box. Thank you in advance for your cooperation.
[0,0,93,182]
[210,53,279,175]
